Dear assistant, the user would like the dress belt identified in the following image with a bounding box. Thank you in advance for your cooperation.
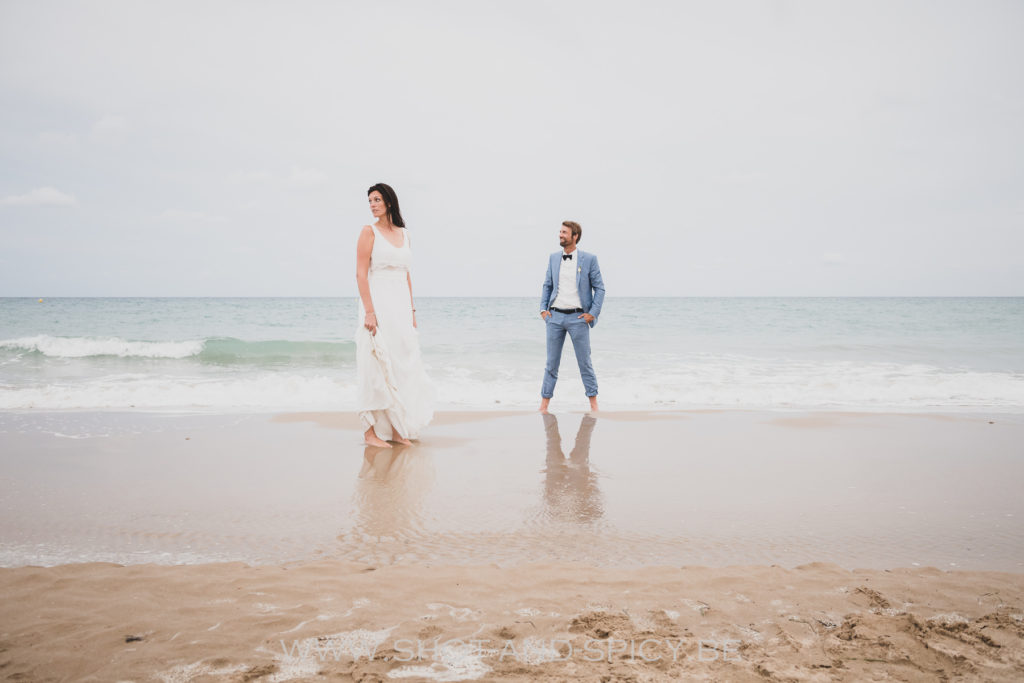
[550,307,584,314]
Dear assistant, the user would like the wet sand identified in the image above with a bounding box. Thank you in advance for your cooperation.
[1,410,1022,570]
[2,409,1024,680]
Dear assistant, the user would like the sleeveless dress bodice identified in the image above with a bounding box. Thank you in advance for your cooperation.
[368,225,412,276]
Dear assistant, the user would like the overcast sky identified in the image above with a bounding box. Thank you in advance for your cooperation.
[1,0,1022,297]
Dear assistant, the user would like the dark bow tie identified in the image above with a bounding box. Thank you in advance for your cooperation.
[562,253,573,261]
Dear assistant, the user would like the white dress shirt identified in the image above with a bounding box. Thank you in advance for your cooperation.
[551,249,583,310]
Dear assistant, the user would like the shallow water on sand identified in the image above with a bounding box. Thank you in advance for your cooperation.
[1,411,1022,571]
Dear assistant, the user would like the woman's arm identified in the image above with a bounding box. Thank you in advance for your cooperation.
[405,229,417,328]
[356,226,378,334]
[406,272,417,329]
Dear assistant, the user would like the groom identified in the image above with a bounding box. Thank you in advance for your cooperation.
[539,220,606,413]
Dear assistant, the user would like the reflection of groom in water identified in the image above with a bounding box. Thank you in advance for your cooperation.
[539,220,606,413]
[542,414,602,523]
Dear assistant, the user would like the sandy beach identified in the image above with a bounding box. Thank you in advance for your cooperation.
[3,559,1024,681]
[2,409,1023,680]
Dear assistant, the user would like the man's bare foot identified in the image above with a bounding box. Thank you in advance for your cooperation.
[588,396,599,412]
[539,398,550,414]
[364,427,392,448]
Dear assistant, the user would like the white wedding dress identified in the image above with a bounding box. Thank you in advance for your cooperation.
[356,225,435,441]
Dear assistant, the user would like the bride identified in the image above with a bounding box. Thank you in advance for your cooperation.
[355,183,435,447]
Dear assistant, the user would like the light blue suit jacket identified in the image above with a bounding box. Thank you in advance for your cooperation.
[541,249,606,328]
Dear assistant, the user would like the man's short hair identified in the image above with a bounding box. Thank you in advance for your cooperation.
[562,220,582,244]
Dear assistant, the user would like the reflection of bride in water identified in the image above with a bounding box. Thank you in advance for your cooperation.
[343,445,435,555]
[541,414,604,523]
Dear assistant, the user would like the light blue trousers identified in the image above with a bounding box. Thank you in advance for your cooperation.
[542,310,598,398]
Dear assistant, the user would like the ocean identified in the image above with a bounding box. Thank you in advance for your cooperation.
[1,297,1023,413]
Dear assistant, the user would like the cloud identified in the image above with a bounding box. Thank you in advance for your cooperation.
[285,166,329,188]
[0,187,78,207]
[88,114,128,143]
[37,131,78,146]
[823,252,847,266]
[156,209,227,224]
[92,114,127,132]
[227,167,329,190]
[228,170,273,184]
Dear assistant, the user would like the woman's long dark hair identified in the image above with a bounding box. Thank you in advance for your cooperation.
[367,183,405,228]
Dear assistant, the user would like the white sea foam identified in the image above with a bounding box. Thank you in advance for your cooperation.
[387,639,492,680]
[596,358,1024,411]
[0,335,204,359]
[0,359,1021,411]
[0,373,356,411]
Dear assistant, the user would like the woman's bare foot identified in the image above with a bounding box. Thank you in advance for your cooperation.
[393,436,413,446]
[364,427,392,448]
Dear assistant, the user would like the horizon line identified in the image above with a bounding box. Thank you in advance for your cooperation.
[3,295,1023,300]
